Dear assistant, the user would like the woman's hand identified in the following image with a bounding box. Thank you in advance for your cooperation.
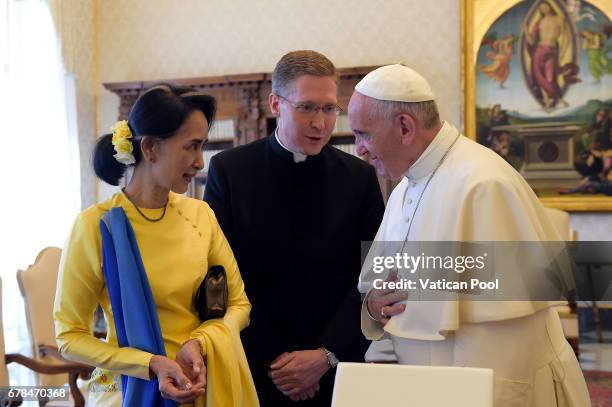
[176,339,207,395]
[149,355,204,403]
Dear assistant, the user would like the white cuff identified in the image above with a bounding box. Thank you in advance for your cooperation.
[361,289,385,340]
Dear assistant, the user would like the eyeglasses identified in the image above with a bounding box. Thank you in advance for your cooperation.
[276,94,342,116]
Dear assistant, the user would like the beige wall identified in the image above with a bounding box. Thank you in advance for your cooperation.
[97,0,462,114]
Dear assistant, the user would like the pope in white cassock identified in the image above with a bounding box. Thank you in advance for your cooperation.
[349,64,590,406]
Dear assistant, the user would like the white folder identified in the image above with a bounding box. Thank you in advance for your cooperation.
[332,362,493,407]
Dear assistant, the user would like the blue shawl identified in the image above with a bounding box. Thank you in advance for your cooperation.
[100,207,177,407]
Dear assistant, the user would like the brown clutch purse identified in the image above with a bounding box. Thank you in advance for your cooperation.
[195,265,228,321]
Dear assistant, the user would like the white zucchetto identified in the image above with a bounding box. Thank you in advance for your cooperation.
[355,64,435,102]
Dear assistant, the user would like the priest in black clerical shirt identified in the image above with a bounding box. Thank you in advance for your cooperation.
[204,50,384,407]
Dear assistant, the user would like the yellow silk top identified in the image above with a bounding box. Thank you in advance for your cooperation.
[54,191,257,405]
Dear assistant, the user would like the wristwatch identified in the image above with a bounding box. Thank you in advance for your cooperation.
[322,347,339,368]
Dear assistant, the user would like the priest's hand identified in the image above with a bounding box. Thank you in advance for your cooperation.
[176,339,207,396]
[268,350,328,399]
[366,270,408,326]
[289,382,320,402]
[149,355,204,403]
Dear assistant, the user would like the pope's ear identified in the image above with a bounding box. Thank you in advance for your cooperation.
[269,93,280,116]
[398,113,417,145]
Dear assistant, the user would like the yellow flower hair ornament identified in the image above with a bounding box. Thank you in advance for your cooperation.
[111,120,136,165]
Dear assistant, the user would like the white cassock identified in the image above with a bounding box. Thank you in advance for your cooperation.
[359,121,590,406]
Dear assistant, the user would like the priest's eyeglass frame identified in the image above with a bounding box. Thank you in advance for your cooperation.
[276,94,342,116]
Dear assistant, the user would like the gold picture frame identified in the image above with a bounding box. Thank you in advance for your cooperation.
[462,0,612,211]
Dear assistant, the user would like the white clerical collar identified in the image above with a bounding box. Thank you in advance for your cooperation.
[404,121,459,181]
[275,129,307,163]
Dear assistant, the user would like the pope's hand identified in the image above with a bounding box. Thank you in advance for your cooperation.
[268,350,328,399]
[366,270,408,325]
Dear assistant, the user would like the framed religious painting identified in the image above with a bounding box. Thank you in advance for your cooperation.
[462,0,612,211]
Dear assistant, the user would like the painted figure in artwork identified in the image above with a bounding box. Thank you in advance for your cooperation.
[581,27,612,83]
[478,35,515,88]
[561,109,612,195]
[586,108,612,151]
[486,104,510,152]
[522,1,580,110]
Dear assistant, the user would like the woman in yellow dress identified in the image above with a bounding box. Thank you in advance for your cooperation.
[53,85,258,406]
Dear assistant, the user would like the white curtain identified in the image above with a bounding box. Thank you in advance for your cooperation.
[0,0,81,385]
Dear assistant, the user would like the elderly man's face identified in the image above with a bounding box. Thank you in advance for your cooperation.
[348,93,405,180]
[270,75,338,155]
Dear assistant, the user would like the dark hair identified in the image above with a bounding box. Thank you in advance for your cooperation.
[272,50,337,96]
[93,84,216,185]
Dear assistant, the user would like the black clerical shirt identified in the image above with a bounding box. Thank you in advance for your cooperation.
[204,134,384,406]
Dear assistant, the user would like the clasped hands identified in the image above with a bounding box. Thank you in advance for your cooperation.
[149,339,206,403]
[268,349,329,402]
